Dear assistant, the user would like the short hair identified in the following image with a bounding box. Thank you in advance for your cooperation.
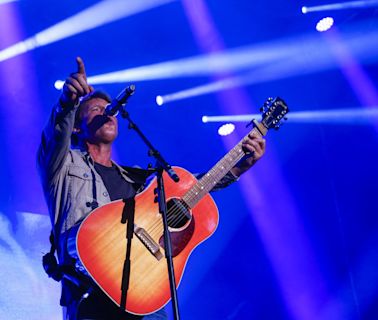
[71,90,112,147]
[74,90,111,125]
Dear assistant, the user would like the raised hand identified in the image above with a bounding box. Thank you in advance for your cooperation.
[60,57,94,107]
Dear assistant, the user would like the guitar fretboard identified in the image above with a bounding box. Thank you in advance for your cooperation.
[182,122,267,208]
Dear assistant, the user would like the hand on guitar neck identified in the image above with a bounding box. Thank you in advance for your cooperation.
[230,130,266,177]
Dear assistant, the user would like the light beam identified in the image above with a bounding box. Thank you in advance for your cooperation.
[0,0,176,62]
[156,23,378,104]
[202,108,378,124]
[302,0,378,14]
[52,20,377,91]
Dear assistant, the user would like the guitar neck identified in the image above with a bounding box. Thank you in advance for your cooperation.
[183,120,267,208]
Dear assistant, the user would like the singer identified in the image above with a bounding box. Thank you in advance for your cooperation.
[37,57,266,320]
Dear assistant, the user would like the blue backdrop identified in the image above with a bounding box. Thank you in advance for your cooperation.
[0,0,377,319]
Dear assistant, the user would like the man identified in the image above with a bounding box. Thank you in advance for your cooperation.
[37,57,266,320]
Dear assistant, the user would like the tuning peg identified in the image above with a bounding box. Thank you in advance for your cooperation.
[274,123,281,130]
[275,121,286,130]
[264,97,274,106]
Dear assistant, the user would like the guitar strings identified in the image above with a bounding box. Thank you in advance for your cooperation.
[149,195,203,238]
[146,141,248,238]
[147,199,191,238]
[146,185,200,237]
[147,149,246,238]
[146,182,211,238]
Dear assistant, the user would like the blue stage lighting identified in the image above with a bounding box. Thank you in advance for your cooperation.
[0,0,18,4]
[156,95,164,106]
[218,123,235,136]
[0,0,176,62]
[316,17,334,32]
[202,108,378,125]
[148,24,378,104]
[53,39,295,88]
[54,80,64,90]
[300,0,378,13]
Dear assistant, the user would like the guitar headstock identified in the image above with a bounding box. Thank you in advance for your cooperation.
[260,97,289,131]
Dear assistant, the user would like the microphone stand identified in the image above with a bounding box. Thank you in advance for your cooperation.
[119,101,181,320]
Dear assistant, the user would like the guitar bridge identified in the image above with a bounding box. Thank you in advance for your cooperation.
[134,226,163,261]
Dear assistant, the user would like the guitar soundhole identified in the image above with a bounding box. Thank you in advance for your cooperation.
[167,198,191,229]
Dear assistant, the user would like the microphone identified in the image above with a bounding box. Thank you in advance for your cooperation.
[105,85,136,116]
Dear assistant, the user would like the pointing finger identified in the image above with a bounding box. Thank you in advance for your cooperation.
[76,56,86,79]
[70,73,90,95]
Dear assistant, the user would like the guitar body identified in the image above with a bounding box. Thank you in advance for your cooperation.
[74,166,219,315]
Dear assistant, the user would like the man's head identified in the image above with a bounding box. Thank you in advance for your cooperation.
[72,91,118,148]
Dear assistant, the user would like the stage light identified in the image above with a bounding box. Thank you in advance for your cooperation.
[202,108,378,124]
[0,0,18,4]
[316,17,334,32]
[202,114,258,123]
[156,95,164,106]
[52,20,377,105]
[54,38,295,88]
[218,123,235,136]
[145,23,378,104]
[54,80,64,90]
[301,6,308,14]
[300,0,378,13]
[0,0,176,62]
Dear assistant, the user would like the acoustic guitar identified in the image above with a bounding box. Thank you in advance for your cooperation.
[68,97,288,315]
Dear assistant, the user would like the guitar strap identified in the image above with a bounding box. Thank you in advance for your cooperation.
[88,168,99,210]
[42,230,63,282]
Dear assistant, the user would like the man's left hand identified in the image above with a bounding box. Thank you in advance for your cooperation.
[230,131,266,177]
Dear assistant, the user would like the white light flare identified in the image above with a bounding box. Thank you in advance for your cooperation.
[156,24,378,104]
[202,108,378,124]
[54,38,297,89]
[301,0,378,14]
[54,80,64,90]
[52,21,378,102]
[316,17,334,32]
[218,123,235,136]
[0,0,176,62]
[156,95,164,106]
[0,0,18,4]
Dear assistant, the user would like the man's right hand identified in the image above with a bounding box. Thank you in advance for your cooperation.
[60,57,94,108]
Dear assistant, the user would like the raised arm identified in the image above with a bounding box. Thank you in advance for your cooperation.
[37,57,93,183]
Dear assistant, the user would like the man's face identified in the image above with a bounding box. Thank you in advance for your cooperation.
[75,97,118,145]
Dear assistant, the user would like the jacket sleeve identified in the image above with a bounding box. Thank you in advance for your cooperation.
[37,102,78,184]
